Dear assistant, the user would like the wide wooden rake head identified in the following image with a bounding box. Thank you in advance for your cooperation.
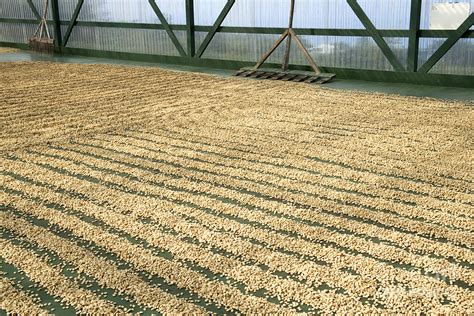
[29,0,54,54]
[234,0,335,84]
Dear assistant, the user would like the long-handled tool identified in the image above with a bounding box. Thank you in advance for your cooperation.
[29,0,54,54]
[235,0,335,84]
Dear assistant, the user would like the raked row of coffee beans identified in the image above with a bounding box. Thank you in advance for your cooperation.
[1,61,472,314]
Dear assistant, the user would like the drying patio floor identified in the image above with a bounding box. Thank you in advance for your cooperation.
[1,61,473,314]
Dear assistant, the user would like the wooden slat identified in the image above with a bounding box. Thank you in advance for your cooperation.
[270,73,288,80]
[259,72,275,79]
[234,69,335,84]
[249,71,265,78]
[304,76,319,83]
[281,74,298,81]
[241,70,255,77]
[292,75,309,82]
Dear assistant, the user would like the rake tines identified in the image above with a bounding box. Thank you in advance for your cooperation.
[234,68,335,84]
[29,38,55,54]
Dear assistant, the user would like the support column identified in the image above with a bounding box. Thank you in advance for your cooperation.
[51,0,62,50]
[186,0,195,57]
[281,0,295,71]
[407,0,422,72]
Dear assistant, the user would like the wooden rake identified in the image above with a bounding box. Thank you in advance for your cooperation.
[29,0,54,54]
[235,0,335,84]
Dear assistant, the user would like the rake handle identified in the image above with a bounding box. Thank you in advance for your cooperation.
[287,0,295,29]
[37,0,52,40]
[282,0,296,71]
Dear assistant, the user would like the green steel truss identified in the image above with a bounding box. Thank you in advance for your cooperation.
[1,0,473,87]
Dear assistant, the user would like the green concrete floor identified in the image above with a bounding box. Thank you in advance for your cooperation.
[1,50,473,102]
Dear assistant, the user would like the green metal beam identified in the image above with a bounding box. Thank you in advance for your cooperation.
[149,0,187,57]
[347,0,405,72]
[0,18,43,24]
[418,13,474,73]
[7,44,467,88]
[26,0,41,20]
[195,0,235,58]
[419,30,474,38]
[0,42,29,50]
[62,0,85,47]
[50,0,62,48]
[2,17,474,39]
[407,0,421,72]
[186,0,195,57]
[0,40,472,88]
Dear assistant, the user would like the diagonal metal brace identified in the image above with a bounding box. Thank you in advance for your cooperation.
[347,0,405,72]
[149,0,187,57]
[26,0,41,20]
[195,0,235,58]
[418,13,474,73]
[62,0,84,47]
